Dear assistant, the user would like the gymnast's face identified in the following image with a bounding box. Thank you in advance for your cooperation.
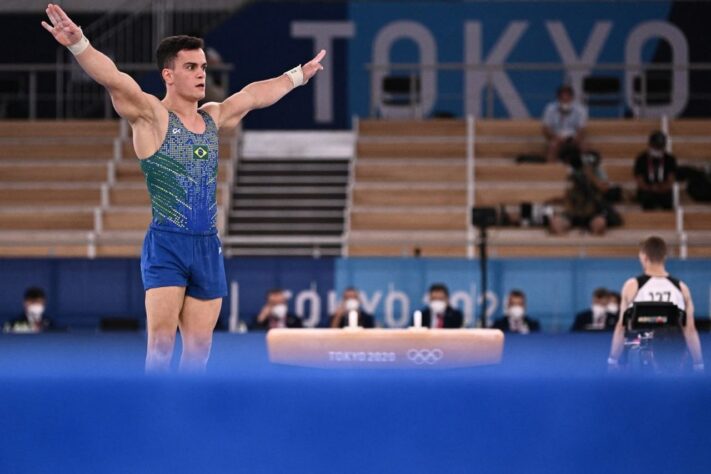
[163,49,207,101]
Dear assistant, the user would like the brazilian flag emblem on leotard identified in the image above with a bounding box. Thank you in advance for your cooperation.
[193,145,209,160]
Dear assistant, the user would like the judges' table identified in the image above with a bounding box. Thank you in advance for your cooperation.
[267,328,505,369]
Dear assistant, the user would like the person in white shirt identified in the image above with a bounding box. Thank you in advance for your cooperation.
[542,84,588,162]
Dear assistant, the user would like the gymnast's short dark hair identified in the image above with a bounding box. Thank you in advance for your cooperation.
[156,35,205,70]
[641,236,667,263]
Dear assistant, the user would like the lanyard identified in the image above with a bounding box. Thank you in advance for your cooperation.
[648,157,664,183]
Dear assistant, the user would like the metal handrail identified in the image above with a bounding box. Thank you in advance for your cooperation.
[366,61,711,118]
[0,62,233,120]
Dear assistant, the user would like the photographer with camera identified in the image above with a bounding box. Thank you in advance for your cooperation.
[607,236,704,372]
[548,147,621,235]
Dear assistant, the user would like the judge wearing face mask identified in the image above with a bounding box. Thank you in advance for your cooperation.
[542,84,588,162]
[416,283,463,329]
[3,287,58,334]
[330,287,375,328]
[253,288,303,330]
[571,287,617,332]
[634,131,677,210]
[492,290,540,334]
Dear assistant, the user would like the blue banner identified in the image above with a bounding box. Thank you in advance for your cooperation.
[153,0,710,129]
[1,257,709,331]
[347,1,676,120]
[333,257,711,330]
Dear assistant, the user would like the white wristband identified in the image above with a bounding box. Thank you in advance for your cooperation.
[67,34,90,56]
[607,357,619,365]
[284,65,305,87]
[693,363,705,372]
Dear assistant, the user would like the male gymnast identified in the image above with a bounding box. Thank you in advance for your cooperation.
[42,3,326,372]
[608,236,704,372]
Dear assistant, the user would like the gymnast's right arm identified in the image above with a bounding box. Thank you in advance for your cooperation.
[41,4,155,124]
[608,278,637,367]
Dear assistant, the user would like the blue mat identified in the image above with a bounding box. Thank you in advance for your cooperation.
[1,333,710,473]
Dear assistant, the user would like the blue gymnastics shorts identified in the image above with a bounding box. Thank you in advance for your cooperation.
[141,225,228,300]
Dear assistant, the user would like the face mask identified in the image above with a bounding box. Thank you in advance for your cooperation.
[592,304,607,317]
[271,304,287,319]
[26,304,44,323]
[559,102,572,113]
[429,300,447,315]
[345,298,360,312]
[507,305,525,320]
[607,303,619,314]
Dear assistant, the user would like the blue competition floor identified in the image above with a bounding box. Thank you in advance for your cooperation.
[1,332,710,473]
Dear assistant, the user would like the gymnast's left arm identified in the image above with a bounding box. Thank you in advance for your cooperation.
[680,282,704,368]
[201,49,326,130]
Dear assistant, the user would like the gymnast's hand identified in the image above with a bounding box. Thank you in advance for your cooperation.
[41,3,83,47]
[302,50,326,84]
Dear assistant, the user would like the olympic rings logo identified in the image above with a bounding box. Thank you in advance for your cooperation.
[407,348,444,365]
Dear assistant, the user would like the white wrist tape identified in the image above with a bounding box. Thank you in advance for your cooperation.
[284,65,305,87]
[67,33,90,56]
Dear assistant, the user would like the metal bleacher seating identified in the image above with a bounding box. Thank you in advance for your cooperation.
[348,119,468,256]
[1,117,708,259]
[223,131,350,256]
[0,120,234,257]
[345,117,711,258]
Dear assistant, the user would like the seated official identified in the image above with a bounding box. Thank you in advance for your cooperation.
[3,287,60,334]
[330,287,375,328]
[415,283,463,329]
[252,288,303,330]
[571,287,617,332]
[492,289,540,334]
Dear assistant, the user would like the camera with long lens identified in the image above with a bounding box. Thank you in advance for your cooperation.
[568,149,601,171]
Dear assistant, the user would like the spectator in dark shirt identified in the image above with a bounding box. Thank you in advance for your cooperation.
[330,287,375,328]
[634,131,677,210]
[252,288,303,330]
[3,287,58,334]
[492,289,541,334]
